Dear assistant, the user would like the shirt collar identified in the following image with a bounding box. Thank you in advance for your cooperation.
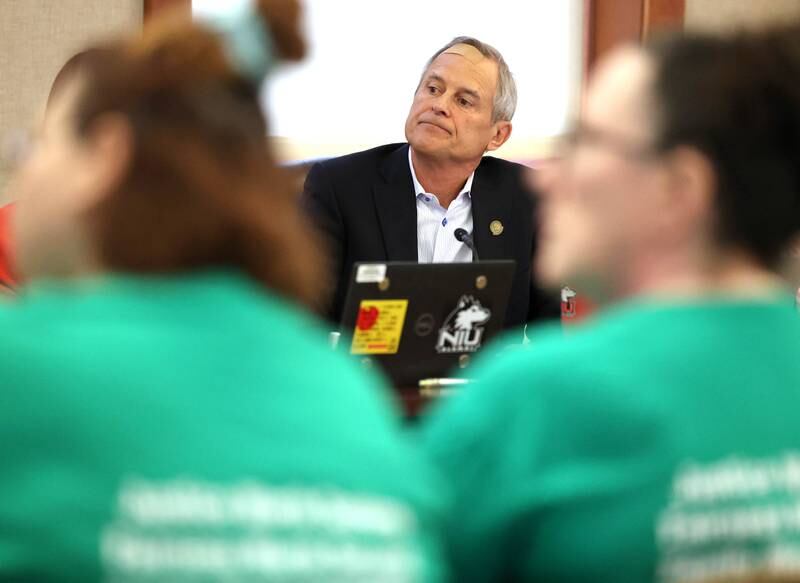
[408,147,474,200]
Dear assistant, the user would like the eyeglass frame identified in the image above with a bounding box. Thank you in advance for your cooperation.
[559,121,662,162]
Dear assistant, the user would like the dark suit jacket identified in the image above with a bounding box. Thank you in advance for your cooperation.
[302,143,559,329]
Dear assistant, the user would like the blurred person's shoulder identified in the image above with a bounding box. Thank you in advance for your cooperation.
[475,305,642,382]
[420,302,681,471]
[0,270,446,491]
[0,272,346,379]
[471,295,800,403]
[441,300,684,418]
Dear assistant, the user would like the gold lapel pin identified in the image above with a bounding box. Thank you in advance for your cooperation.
[489,220,504,236]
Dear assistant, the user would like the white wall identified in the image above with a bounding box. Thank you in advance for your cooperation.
[196,0,585,163]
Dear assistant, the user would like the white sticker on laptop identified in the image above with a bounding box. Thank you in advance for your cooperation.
[356,263,387,283]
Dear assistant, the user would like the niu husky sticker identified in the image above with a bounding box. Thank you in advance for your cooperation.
[436,295,491,354]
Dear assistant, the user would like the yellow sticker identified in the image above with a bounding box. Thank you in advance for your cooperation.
[350,299,408,355]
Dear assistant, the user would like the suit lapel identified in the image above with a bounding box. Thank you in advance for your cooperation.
[373,144,418,261]
[471,160,513,259]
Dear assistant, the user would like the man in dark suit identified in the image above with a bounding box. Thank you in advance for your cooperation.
[303,36,559,329]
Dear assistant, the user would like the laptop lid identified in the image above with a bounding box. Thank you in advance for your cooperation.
[339,260,515,386]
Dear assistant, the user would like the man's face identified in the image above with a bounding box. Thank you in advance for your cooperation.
[535,47,668,300]
[405,44,509,163]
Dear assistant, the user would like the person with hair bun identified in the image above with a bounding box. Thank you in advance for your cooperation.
[421,23,800,583]
[0,2,447,581]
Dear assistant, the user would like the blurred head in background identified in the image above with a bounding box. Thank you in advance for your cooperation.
[9,0,325,308]
[0,47,113,295]
[536,25,800,304]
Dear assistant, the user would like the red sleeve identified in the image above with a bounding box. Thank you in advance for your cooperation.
[0,204,18,290]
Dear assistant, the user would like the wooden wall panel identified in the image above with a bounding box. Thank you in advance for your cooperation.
[643,0,686,36]
[584,0,644,76]
[584,0,685,74]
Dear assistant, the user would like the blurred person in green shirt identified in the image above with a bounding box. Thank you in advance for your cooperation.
[0,1,448,581]
[421,23,800,583]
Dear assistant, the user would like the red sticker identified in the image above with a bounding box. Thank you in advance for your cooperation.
[357,306,379,331]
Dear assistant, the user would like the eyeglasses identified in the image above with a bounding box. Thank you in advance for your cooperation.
[560,122,659,161]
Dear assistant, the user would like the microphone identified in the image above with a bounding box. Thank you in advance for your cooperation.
[454,228,479,261]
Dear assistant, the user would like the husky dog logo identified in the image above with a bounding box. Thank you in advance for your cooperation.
[435,295,492,354]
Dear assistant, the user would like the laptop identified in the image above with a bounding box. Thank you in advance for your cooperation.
[338,261,515,386]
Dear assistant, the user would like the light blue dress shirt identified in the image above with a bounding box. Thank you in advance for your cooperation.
[409,148,475,263]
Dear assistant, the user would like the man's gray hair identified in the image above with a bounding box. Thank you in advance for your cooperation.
[421,36,517,123]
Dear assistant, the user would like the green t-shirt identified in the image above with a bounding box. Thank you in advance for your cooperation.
[421,295,800,583]
[0,271,448,582]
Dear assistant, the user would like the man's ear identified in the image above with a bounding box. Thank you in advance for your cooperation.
[486,121,512,152]
[80,114,133,210]
[659,146,716,237]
